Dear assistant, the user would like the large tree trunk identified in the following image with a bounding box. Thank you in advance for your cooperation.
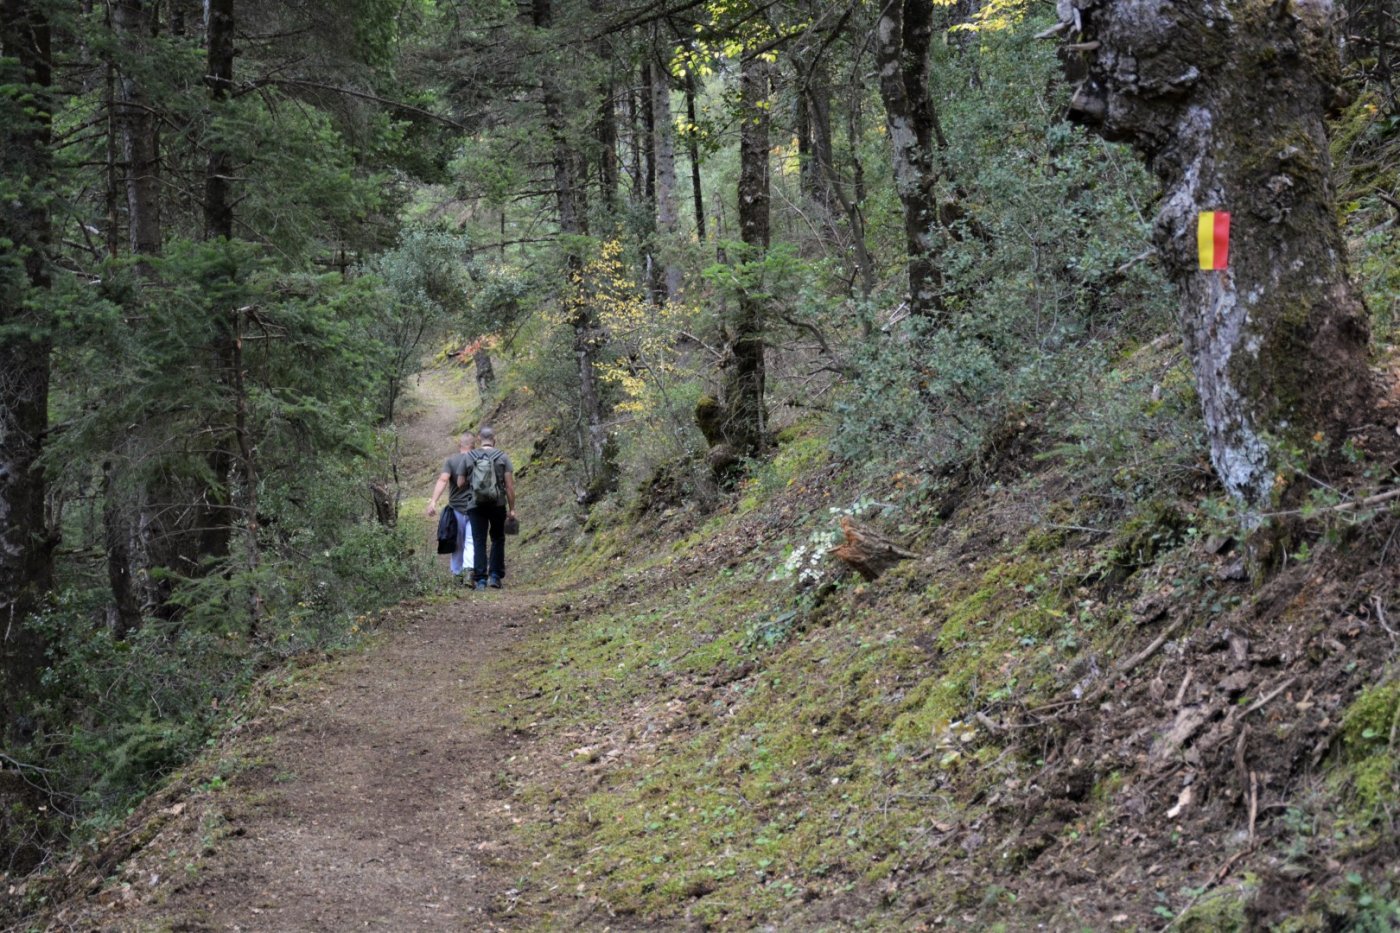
[874,0,945,319]
[0,0,55,737]
[1059,0,1373,509]
[716,53,771,467]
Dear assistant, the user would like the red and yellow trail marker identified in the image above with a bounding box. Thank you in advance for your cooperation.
[1197,210,1230,270]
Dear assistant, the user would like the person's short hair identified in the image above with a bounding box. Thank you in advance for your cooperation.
[460,431,475,447]
[478,426,496,443]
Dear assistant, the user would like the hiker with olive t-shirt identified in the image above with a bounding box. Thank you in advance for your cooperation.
[424,432,476,581]
[466,426,516,590]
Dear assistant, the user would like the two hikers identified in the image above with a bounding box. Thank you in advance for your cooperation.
[425,426,517,589]
[425,432,477,582]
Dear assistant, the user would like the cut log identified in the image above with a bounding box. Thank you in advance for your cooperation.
[829,516,918,581]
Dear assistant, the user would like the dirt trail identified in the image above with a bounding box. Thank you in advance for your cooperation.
[79,369,542,931]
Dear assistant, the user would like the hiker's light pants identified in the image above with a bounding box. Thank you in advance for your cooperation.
[449,508,473,576]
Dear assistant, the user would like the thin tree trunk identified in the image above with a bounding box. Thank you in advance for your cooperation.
[874,0,945,319]
[627,86,644,206]
[594,30,619,217]
[684,65,705,241]
[204,0,234,242]
[640,60,656,210]
[796,72,816,201]
[0,0,55,736]
[107,0,167,635]
[1059,0,1374,511]
[231,306,262,634]
[200,0,236,565]
[639,58,662,303]
[103,51,120,257]
[113,0,161,258]
[803,63,875,298]
[650,43,683,299]
[102,462,143,639]
[597,74,619,215]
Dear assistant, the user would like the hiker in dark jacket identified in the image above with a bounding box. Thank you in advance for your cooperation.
[425,432,476,582]
[465,426,516,589]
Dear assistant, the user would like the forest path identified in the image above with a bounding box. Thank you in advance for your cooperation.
[102,368,541,931]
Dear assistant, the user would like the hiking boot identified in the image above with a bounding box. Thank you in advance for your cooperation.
[488,575,502,589]
[475,579,487,591]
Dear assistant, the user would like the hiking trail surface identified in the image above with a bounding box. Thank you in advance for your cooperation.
[39,369,545,931]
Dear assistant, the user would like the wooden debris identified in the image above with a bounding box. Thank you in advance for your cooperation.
[829,516,919,581]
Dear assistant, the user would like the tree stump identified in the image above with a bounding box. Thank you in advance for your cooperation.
[829,516,918,581]
[369,482,396,527]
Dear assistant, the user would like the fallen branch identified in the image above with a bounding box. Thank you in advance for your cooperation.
[1258,485,1400,519]
[1243,676,1296,717]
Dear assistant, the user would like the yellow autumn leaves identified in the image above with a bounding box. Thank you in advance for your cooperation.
[553,239,693,416]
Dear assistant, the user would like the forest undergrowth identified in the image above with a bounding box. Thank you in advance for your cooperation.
[466,332,1400,929]
[8,257,1400,932]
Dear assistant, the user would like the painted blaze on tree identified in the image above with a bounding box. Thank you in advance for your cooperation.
[1058,0,1373,508]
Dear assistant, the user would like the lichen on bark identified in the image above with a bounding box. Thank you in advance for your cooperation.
[1058,0,1373,510]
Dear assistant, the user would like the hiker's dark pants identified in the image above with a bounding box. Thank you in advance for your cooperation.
[468,504,507,582]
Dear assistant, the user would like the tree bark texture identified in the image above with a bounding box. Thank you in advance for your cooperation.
[1060,0,1373,507]
[204,0,234,241]
[649,44,683,300]
[107,0,168,635]
[102,461,143,639]
[474,347,496,397]
[200,0,236,564]
[874,0,945,319]
[718,53,772,464]
[596,74,619,214]
[684,66,706,241]
[112,0,161,257]
[0,0,55,735]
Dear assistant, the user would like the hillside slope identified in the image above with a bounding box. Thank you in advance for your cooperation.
[12,348,1400,931]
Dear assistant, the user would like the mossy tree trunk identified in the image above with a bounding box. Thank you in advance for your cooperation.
[1059,0,1373,509]
[0,0,55,736]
